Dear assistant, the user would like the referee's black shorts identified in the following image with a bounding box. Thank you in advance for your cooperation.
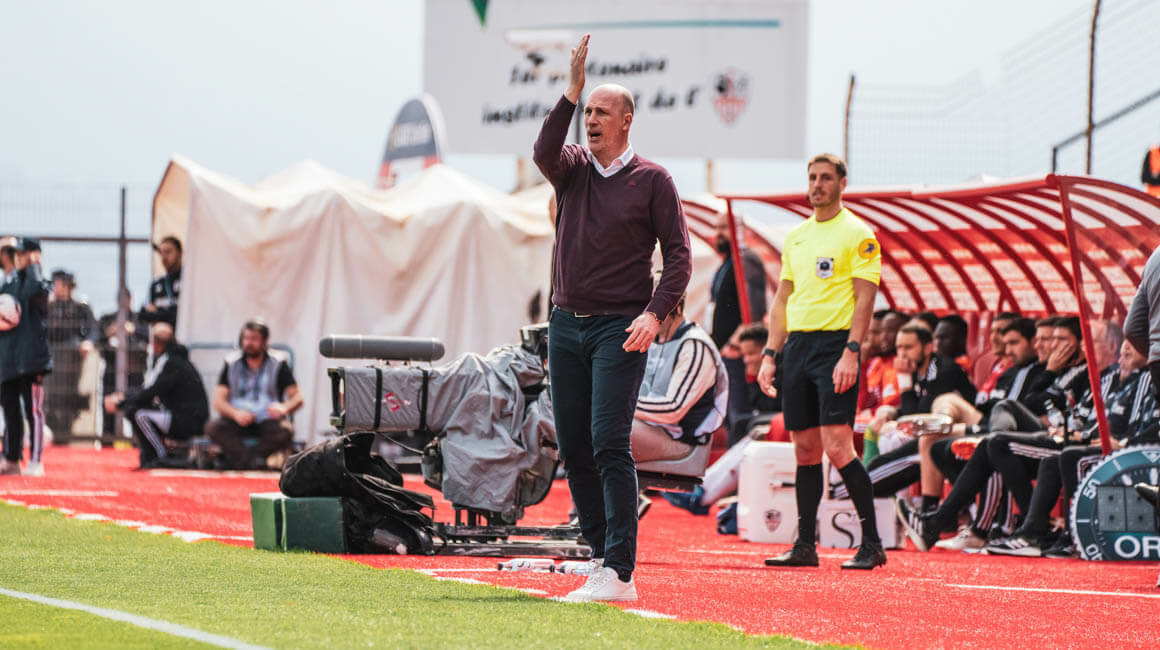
[778,330,858,432]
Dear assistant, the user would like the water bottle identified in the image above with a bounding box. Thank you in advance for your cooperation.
[370,529,409,555]
[1044,400,1065,430]
[552,560,598,576]
[497,558,555,572]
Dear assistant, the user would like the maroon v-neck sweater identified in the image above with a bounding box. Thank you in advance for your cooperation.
[533,95,691,320]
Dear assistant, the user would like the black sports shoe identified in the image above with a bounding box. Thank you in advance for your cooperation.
[841,540,887,570]
[1042,531,1077,559]
[1135,483,1160,511]
[895,499,939,552]
[985,535,1042,557]
[764,543,819,567]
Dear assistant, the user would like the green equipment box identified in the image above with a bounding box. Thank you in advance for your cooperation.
[250,492,347,553]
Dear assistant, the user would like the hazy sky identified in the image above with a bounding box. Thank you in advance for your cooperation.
[2,0,1099,313]
[1,0,1094,193]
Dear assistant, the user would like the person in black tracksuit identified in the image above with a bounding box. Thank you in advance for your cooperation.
[921,352,1051,534]
[140,236,182,329]
[986,317,1091,434]
[831,323,974,500]
[0,238,52,474]
[988,354,1154,557]
[920,320,1086,535]
[103,323,208,468]
[899,351,1117,552]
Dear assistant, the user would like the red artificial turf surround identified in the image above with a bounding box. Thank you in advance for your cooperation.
[2,447,1157,648]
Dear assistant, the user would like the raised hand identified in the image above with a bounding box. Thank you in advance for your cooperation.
[565,33,590,104]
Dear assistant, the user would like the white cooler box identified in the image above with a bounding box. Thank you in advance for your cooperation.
[817,498,899,549]
[738,442,799,544]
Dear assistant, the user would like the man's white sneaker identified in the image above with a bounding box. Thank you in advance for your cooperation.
[0,459,21,476]
[24,462,44,477]
[935,526,986,551]
[563,566,637,602]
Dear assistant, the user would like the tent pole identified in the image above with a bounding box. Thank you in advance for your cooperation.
[114,186,128,441]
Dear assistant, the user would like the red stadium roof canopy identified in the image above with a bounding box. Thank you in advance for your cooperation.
[715,174,1160,454]
[717,174,1160,319]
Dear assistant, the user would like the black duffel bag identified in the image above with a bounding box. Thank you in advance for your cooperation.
[280,432,436,554]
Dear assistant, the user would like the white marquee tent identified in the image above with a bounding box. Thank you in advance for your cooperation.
[153,157,558,442]
[153,157,742,443]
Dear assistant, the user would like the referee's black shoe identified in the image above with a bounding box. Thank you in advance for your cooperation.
[1136,483,1160,511]
[764,543,819,567]
[841,540,887,570]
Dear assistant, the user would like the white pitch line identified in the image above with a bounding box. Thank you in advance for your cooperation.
[0,587,269,650]
[625,609,676,620]
[419,568,507,574]
[430,577,489,586]
[137,525,174,535]
[0,489,119,497]
[946,583,1160,600]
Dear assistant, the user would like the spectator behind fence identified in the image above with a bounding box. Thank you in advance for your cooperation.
[0,238,52,477]
[43,268,97,442]
[141,236,182,328]
[206,320,302,469]
[98,288,149,438]
[1143,145,1160,198]
[103,323,208,469]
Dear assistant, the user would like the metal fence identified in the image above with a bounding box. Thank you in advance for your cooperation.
[847,0,1159,188]
[1,182,155,442]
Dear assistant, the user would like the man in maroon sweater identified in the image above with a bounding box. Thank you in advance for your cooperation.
[534,34,691,603]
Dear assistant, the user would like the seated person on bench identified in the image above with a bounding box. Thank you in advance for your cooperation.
[632,293,727,463]
[663,322,777,516]
[206,320,302,469]
[103,323,208,469]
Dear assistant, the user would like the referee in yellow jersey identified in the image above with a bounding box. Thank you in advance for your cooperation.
[758,154,886,570]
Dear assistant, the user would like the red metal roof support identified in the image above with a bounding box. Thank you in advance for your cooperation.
[724,199,753,326]
[1057,182,1113,455]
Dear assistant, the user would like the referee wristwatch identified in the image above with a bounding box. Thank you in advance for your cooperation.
[762,347,778,360]
[845,340,861,354]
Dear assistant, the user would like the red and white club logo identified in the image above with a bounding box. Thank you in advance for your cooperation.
[764,508,782,532]
[712,68,750,125]
[382,391,404,412]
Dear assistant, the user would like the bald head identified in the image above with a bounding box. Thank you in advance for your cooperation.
[152,323,174,349]
[590,83,634,115]
[584,84,635,166]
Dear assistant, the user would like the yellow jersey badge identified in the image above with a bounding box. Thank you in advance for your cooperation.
[857,238,878,260]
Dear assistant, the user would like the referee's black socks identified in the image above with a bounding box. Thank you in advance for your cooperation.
[795,463,823,545]
[837,459,881,544]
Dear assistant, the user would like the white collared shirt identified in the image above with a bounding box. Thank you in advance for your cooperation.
[587,143,635,178]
